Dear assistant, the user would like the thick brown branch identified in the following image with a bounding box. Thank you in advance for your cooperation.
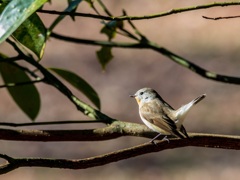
[0,121,153,141]
[0,134,240,174]
[0,121,240,174]
[0,121,239,147]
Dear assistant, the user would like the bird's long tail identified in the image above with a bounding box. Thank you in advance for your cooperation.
[175,94,206,128]
[192,94,206,105]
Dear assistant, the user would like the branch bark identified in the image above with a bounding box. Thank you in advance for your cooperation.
[51,32,240,85]
[0,121,155,141]
[202,15,240,20]
[38,2,240,21]
[0,132,240,174]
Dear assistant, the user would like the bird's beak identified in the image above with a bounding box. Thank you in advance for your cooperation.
[129,94,136,98]
[130,94,141,104]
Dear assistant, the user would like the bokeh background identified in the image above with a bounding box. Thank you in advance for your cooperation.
[1,0,240,179]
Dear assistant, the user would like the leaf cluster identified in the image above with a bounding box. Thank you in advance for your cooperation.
[0,0,102,120]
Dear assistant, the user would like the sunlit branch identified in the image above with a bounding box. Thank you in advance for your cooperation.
[0,132,240,174]
[202,15,240,20]
[38,2,240,21]
[50,32,240,85]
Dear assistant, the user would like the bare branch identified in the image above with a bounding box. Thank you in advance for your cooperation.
[0,121,239,146]
[0,120,104,127]
[203,15,240,20]
[0,121,153,141]
[0,120,239,174]
[0,78,44,88]
[51,32,240,85]
[38,2,240,21]
[0,133,240,174]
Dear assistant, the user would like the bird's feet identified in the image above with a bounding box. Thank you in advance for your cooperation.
[150,135,170,145]
[150,139,157,145]
[162,135,170,143]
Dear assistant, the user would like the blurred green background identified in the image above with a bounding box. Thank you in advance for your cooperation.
[1,0,240,179]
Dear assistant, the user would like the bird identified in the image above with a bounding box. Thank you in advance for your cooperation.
[130,87,206,143]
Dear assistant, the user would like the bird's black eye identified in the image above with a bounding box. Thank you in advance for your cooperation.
[140,92,144,95]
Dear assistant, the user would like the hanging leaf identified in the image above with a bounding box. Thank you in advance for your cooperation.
[96,46,113,70]
[12,13,46,59]
[49,68,100,109]
[0,0,48,44]
[83,0,94,7]
[67,0,82,21]
[100,20,123,41]
[0,56,40,121]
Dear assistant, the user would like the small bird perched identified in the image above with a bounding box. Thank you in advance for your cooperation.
[130,87,206,143]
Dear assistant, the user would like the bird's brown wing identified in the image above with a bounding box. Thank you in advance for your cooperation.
[179,125,189,138]
[140,100,181,136]
[161,114,185,139]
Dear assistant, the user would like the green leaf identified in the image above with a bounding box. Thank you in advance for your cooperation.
[67,0,82,21]
[0,0,48,44]
[0,56,41,121]
[49,68,100,109]
[96,46,113,70]
[0,1,8,13]
[100,20,123,41]
[12,13,46,59]
[49,0,83,32]
[83,0,94,7]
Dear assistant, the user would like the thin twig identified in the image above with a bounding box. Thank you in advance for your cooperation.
[50,32,240,85]
[96,0,112,16]
[37,9,110,19]
[37,2,240,21]
[0,79,44,88]
[8,62,41,79]
[0,56,21,62]
[6,39,114,124]
[203,15,240,20]
[0,56,41,79]
[5,39,132,129]
[0,120,105,127]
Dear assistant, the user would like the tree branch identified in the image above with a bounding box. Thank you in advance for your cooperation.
[0,120,104,127]
[0,121,153,141]
[0,120,238,145]
[0,132,240,174]
[203,15,240,20]
[0,78,44,88]
[50,32,240,85]
[38,2,240,21]
[0,120,239,174]
[6,39,115,124]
